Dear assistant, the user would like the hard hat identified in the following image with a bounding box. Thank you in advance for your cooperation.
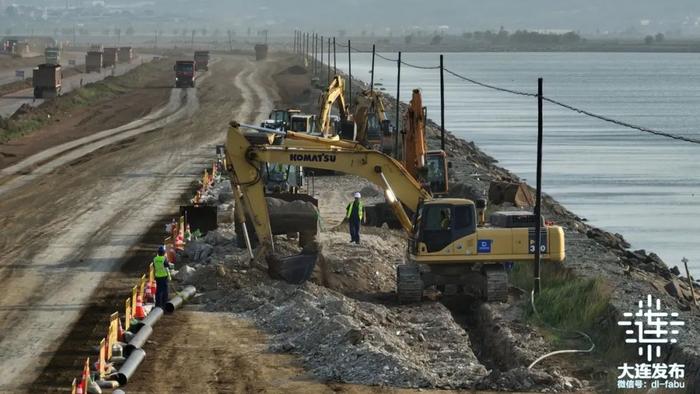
[353,192,361,198]
[158,245,166,254]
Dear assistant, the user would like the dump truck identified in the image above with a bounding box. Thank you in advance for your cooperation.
[118,47,133,63]
[103,47,118,68]
[194,50,210,71]
[254,44,268,61]
[32,64,62,98]
[174,60,196,88]
[44,47,60,65]
[85,51,103,73]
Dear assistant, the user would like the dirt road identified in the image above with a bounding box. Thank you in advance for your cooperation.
[0,54,154,118]
[0,54,272,391]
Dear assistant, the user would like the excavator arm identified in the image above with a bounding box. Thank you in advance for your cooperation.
[317,76,351,137]
[226,122,430,234]
[354,89,389,147]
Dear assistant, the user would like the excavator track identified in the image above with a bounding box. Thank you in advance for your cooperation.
[397,264,423,304]
[484,264,508,302]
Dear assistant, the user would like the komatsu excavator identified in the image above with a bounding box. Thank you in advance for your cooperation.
[353,89,392,153]
[316,75,355,140]
[224,121,565,302]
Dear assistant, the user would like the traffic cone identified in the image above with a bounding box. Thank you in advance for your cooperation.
[133,295,146,320]
[117,318,125,342]
[144,281,153,303]
[76,381,84,394]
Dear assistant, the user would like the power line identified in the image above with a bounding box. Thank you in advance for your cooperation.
[304,34,700,145]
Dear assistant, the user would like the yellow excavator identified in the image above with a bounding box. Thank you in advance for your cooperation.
[316,75,355,140]
[224,122,565,302]
[353,89,392,154]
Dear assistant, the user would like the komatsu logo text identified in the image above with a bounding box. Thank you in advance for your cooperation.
[289,153,336,162]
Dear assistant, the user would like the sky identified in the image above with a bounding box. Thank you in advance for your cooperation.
[8,0,700,36]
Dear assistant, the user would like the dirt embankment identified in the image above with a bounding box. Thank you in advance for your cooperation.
[341,59,700,386]
[0,58,173,168]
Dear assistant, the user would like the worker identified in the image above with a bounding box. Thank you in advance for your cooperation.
[440,209,451,230]
[153,245,172,309]
[346,191,363,244]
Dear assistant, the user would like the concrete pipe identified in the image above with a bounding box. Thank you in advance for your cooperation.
[165,285,196,313]
[97,380,119,389]
[124,324,153,356]
[116,348,146,386]
[140,306,163,327]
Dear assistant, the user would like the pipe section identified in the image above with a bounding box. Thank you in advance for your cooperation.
[140,306,163,327]
[124,324,153,356]
[116,348,146,386]
[165,285,196,313]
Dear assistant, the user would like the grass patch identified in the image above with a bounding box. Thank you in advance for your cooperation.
[511,263,626,361]
[0,59,168,143]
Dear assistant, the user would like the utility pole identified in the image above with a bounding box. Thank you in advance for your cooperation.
[320,35,324,79]
[327,37,330,83]
[370,44,375,91]
[333,37,336,75]
[348,39,352,111]
[439,54,445,151]
[534,78,544,295]
[395,51,401,159]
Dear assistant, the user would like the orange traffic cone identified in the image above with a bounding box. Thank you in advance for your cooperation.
[133,295,146,320]
[76,381,84,394]
[144,281,153,303]
[117,317,125,342]
[166,245,176,265]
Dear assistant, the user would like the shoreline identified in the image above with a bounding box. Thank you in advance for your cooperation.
[327,57,700,386]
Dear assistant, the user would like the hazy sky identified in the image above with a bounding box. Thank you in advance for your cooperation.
[11,0,700,35]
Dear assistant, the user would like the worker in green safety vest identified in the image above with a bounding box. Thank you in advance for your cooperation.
[345,192,363,244]
[153,245,172,309]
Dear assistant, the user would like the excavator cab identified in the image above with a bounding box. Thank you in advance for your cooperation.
[425,151,448,195]
[413,200,477,254]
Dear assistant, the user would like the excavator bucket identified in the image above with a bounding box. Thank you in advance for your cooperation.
[267,253,318,284]
[488,181,534,208]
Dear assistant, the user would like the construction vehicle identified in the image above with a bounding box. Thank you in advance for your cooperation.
[317,75,355,140]
[44,47,60,65]
[194,50,210,71]
[353,89,392,153]
[230,130,318,251]
[118,47,133,63]
[224,122,565,300]
[103,48,118,68]
[32,64,62,98]
[362,89,449,228]
[85,51,103,73]
[290,114,317,134]
[174,60,196,88]
[265,108,301,131]
[254,44,268,61]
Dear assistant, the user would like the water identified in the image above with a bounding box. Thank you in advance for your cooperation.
[332,52,700,277]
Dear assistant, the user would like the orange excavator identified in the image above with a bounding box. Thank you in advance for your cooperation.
[364,89,449,227]
[402,89,449,196]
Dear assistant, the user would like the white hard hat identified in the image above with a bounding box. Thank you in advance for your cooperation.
[353,192,361,198]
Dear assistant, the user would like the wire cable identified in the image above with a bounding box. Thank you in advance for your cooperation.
[528,290,595,370]
[542,97,700,145]
[307,35,700,145]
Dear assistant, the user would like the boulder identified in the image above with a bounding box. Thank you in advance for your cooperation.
[185,240,214,262]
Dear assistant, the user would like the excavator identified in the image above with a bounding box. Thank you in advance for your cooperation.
[316,75,355,140]
[224,121,565,302]
[353,89,392,154]
[363,89,449,228]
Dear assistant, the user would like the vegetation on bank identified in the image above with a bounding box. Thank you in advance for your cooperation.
[510,263,625,361]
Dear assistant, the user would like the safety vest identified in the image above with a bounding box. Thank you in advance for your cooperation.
[346,200,363,221]
[153,255,169,279]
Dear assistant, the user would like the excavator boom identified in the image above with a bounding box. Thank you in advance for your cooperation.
[317,75,353,138]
